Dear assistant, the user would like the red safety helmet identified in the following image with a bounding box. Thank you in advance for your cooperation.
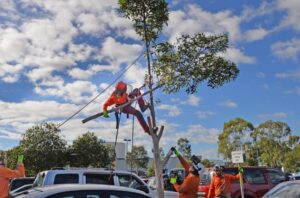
[115,81,127,92]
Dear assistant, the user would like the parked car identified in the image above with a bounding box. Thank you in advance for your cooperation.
[147,176,179,198]
[9,177,35,192]
[12,184,151,198]
[10,168,150,197]
[290,172,300,180]
[262,180,300,198]
[9,184,34,197]
[198,167,287,198]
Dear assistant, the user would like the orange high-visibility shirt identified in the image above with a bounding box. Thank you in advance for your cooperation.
[0,164,25,198]
[103,93,128,111]
[173,155,200,198]
[207,173,240,198]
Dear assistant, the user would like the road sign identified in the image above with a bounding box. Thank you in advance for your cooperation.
[231,151,244,163]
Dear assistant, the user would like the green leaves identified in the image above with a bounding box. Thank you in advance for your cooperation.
[218,118,254,161]
[126,145,149,172]
[153,33,239,94]
[177,138,192,159]
[118,0,168,43]
[70,132,112,168]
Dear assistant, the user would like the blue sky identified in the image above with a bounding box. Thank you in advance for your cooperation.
[0,0,299,159]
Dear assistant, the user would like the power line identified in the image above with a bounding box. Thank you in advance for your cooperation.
[57,49,145,128]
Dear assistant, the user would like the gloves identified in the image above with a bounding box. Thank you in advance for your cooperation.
[102,110,109,118]
[171,147,179,157]
[239,167,244,174]
[170,177,177,184]
[17,155,24,164]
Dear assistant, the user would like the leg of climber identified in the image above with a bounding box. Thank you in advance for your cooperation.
[122,105,150,133]
[129,88,149,112]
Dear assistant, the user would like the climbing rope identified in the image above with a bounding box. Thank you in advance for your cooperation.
[57,49,145,128]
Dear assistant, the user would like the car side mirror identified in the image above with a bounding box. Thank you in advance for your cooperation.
[137,185,150,194]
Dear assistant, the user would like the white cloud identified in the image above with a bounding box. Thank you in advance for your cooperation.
[165,5,243,43]
[0,28,28,63]
[224,48,256,64]
[271,39,300,60]
[176,124,220,144]
[124,64,147,89]
[157,104,181,117]
[99,37,143,65]
[257,72,266,78]
[257,112,288,119]
[244,28,268,42]
[180,95,202,106]
[218,100,238,108]
[284,87,300,95]
[276,0,300,31]
[196,111,215,119]
[275,69,300,79]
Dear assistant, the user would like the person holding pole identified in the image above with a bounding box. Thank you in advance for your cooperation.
[207,165,241,198]
[0,153,25,198]
[169,147,203,198]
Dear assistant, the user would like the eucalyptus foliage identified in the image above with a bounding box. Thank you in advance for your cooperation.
[153,34,239,93]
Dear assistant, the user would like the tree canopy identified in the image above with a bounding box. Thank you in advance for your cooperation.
[20,122,67,175]
[153,34,239,93]
[69,132,112,168]
[126,145,149,172]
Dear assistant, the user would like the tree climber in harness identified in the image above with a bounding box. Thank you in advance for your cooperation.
[170,147,204,198]
[103,81,150,134]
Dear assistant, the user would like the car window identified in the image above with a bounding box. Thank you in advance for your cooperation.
[10,178,34,191]
[85,174,114,185]
[54,174,79,184]
[47,190,102,198]
[117,174,143,189]
[244,169,267,184]
[268,170,285,184]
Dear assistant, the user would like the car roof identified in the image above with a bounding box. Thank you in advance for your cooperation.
[39,168,139,175]
[18,184,150,197]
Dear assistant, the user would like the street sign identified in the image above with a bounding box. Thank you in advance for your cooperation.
[231,151,244,163]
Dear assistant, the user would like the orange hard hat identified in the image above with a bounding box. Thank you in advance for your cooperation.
[115,81,127,92]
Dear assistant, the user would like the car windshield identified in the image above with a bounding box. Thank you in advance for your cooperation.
[264,182,300,197]
[32,172,45,188]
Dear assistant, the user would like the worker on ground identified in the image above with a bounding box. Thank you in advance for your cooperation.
[103,81,150,134]
[0,153,25,198]
[207,165,240,198]
[170,147,203,198]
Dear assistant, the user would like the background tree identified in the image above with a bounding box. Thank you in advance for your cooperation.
[218,118,254,162]
[201,159,215,168]
[20,122,67,175]
[119,1,238,197]
[126,145,149,173]
[6,146,23,169]
[69,132,111,168]
[147,163,155,177]
[284,144,300,172]
[252,120,291,167]
[177,138,191,159]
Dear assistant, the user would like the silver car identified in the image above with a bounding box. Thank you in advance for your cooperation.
[13,184,151,198]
